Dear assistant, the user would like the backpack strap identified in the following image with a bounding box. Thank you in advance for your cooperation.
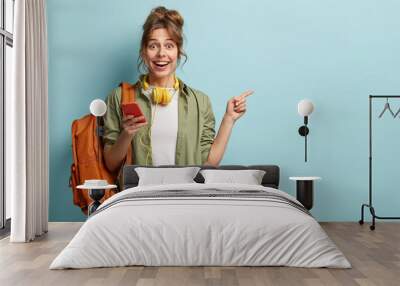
[120,82,136,105]
[119,82,137,165]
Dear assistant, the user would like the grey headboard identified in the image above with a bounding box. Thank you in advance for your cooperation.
[121,165,280,190]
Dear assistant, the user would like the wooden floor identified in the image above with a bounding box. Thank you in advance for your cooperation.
[0,222,399,286]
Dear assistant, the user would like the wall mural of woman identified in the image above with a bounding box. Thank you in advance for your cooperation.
[102,6,253,172]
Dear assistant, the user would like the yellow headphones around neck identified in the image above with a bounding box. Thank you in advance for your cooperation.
[142,75,180,106]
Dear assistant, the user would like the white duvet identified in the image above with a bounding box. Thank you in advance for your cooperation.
[50,183,351,269]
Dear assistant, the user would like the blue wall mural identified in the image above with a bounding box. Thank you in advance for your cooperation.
[47,0,400,221]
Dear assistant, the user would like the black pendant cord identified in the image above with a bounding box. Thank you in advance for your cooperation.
[96,116,104,167]
[359,95,400,231]
[305,134,307,162]
[96,117,101,166]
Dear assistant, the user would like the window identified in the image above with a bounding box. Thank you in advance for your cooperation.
[0,0,14,235]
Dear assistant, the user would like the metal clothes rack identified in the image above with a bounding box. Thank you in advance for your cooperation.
[359,95,400,230]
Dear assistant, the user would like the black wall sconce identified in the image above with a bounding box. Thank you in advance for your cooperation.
[297,99,314,162]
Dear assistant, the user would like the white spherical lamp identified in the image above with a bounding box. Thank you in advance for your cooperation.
[89,99,107,117]
[298,99,314,117]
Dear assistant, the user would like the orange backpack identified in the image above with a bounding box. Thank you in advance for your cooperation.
[69,82,136,214]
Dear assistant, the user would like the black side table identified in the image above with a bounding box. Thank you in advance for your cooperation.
[87,189,106,215]
[289,177,321,210]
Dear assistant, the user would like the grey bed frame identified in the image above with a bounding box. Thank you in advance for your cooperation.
[121,165,280,190]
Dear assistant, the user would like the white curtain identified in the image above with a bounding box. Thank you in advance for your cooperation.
[8,0,49,242]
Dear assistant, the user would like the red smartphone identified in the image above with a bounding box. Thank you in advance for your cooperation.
[121,103,146,123]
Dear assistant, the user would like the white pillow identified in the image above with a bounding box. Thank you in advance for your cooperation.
[135,167,201,186]
[200,169,266,185]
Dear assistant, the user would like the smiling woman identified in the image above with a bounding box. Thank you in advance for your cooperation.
[102,6,253,172]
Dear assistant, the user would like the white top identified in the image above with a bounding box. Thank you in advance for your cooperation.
[142,87,179,166]
[289,177,321,181]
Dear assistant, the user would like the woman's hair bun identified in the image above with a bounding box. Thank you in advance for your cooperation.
[151,6,184,29]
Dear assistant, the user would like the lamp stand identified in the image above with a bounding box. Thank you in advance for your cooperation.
[298,116,309,162]
[95,116,105,166]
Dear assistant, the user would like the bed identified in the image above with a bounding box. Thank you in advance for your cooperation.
[50,165,350,269]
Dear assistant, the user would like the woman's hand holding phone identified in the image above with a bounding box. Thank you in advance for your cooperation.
[121,103,147,136]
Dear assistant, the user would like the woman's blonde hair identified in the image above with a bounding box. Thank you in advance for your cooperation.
[138,6,187,73]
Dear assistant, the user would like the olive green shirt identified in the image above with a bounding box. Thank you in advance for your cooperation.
[103,78,216,166]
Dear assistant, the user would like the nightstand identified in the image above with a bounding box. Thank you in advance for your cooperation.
[77,180,117,216]
[289,177,321,210]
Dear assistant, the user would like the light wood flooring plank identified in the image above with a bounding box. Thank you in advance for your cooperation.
[0,222,399,286]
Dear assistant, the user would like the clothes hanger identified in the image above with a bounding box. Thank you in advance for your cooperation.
[394,106,400,118]
[394,102,400,118]
[378,98,395,118]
